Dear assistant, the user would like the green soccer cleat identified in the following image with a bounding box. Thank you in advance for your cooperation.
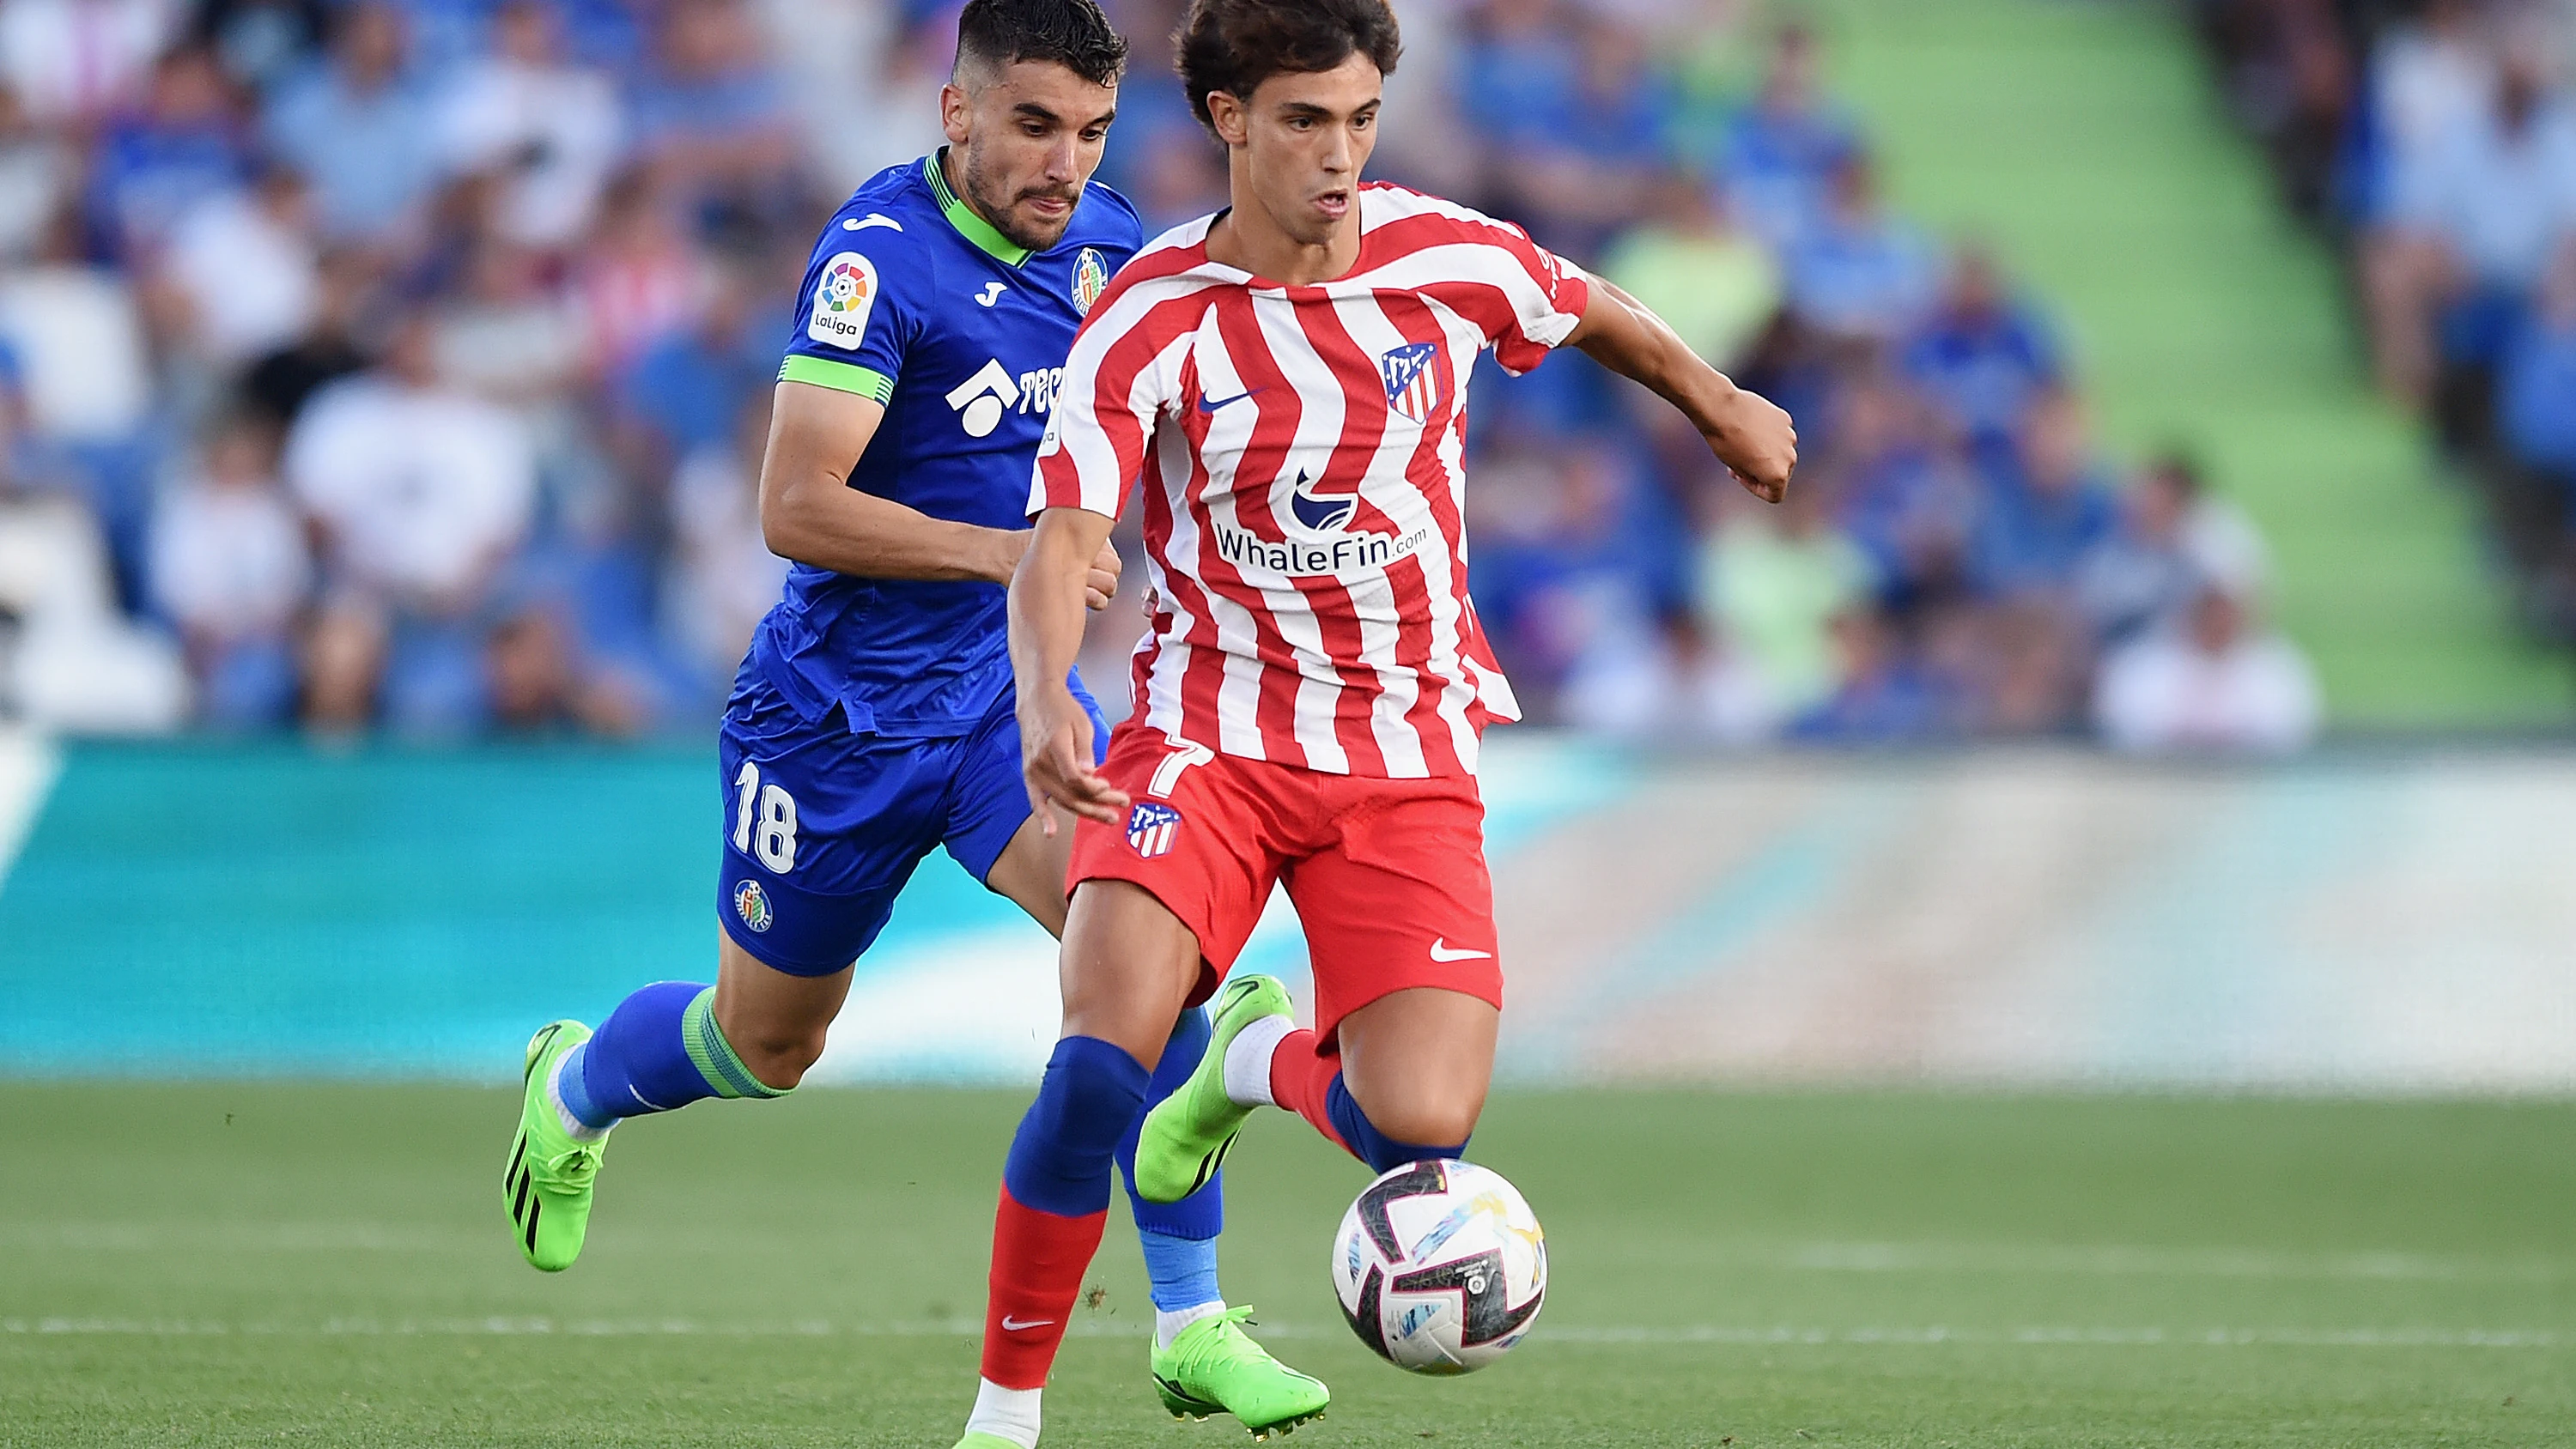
[1152,1307,1330,1440]
[950,1435,1023,1449]
[1133,974,1294,1204]
[504,1019,606,1272]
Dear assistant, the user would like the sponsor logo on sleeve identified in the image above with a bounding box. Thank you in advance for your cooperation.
[805,251,878,349]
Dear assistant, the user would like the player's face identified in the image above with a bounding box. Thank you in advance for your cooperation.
[1217,52,1382,249]
[944,60,1118,253]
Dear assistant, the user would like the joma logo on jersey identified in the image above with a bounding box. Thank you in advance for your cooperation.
[1212,522,1431,577]
[806,252,878,349]
[945,360,1065,438]
[1380,342,1443,423]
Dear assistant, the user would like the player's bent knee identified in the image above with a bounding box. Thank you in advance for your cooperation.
[1347,1082,1485,1151]
[730,1027,829,1091]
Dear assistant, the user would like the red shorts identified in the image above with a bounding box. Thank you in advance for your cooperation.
[1066,722,1503,1050]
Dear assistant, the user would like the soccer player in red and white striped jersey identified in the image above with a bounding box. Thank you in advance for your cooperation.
[952,2,1794,1441]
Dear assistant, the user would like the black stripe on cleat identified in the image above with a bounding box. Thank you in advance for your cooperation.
[1187,1131,1236,1198]
[506,1132,527,1191]
[513,1164,532,1223]
[523,1197,541,1254]
[524,1023,562,1083]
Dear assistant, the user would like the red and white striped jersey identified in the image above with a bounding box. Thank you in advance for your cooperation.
[1031,184,1591,779]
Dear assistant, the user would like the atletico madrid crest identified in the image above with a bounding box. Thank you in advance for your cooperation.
[1127,800,1183,858]
[1379,341,1442,423]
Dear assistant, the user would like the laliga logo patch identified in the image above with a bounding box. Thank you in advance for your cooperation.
[1380,341,1443,424]
[733,878,774,933]
[1127,801,1183,859]
[806,251,878,349]
[1072,247,1109,314]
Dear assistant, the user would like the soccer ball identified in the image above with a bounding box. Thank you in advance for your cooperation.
[1329,1159,1546,1374]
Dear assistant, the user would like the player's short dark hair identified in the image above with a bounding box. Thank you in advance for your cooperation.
[1175,0,1402,130]
[954,0,1128,89]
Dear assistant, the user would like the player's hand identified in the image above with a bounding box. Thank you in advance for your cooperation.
[1019,682,1129,833]
[1085,537,1122,611]
[1704,387,1797,504]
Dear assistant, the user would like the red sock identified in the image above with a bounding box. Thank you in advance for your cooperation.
[979,1185,1108,1390]
[1265,1028,1354,1155]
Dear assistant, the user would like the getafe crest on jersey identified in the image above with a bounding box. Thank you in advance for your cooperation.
[1127,800,1183,858]
[1380,341,1442,423]
[1072,247,1109,314]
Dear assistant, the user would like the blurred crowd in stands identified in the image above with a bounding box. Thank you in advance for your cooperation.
[0,0,2316,753]
[2199,0,2576,644]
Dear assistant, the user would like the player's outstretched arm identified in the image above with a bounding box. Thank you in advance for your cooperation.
[760,381,1121,603]
[1564,275,1798,502]
[1009,504,1130,833]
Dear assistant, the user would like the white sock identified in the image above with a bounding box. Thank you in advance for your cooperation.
[545,1055,611,1143]
[1221,1015,1295,1108]
[964,1379,1042,1448]
[1155,1300,1226,1350]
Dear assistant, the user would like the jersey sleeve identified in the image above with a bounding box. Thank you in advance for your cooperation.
[1481,221,1592,376]
[1030,280,1183,520]
[775,213,922,404]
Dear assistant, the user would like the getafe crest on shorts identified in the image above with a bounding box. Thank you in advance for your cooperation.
[1127,800,1183,858]
[1072,247,1109,315]
[1379,341,1442,423]
[733,878,774,932]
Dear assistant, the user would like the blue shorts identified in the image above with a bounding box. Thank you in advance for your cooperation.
[715,670,1107,977]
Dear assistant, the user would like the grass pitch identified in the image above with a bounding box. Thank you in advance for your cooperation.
[3,1084,2571,1446]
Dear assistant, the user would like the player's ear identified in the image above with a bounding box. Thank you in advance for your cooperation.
[939,81,973,147]
[1206,90,1249,149]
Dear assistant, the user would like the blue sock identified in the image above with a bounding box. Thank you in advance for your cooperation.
[1003,1035,1149,1216]
[1139,1228,1223,1312]
[1120,1008,1224,1311]
[1120,1008,1224,1237]
[1325,1073,1468,1174]
[556,981,784,1131]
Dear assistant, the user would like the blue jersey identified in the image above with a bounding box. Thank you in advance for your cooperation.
[749,149,1140,736]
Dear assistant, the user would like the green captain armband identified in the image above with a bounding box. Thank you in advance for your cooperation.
[779,355,895,404]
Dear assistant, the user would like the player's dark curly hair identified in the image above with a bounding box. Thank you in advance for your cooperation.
[955,0,1128,88]
[1175,0,1403,130]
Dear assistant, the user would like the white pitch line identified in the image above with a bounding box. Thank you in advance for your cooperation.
[2,1319,2562,1349]
[1780,1240,2573,1285]
[13,1226,2567,1288]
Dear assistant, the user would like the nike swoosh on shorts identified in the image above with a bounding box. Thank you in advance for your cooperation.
[1429,938,1492,961]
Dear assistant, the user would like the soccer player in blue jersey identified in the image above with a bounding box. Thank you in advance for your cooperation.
[497,1,1323,1435]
